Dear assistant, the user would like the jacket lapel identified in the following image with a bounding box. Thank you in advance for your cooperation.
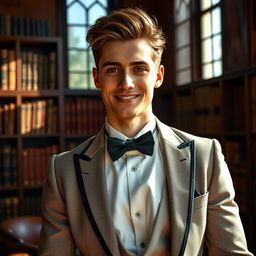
[74,127,120,256]
[156,119,196,256]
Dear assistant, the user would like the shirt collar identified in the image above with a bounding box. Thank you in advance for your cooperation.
[105,115,156,140]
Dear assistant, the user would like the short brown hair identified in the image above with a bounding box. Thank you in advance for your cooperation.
[86,8,166,66]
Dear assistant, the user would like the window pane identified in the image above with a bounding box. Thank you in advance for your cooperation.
[68,26,87,48]
[212,7,221,35]
[213,61,222,76]
[68,50,87,71]
[213,35,222,60]
[80,0,96,8]
[202,63,212,79]
[69,73,92,89]
[67,2,85,24]
[176,21,190,48]
[176,47,191,70]
[66,0,73,5]
[202,38,212,63]
[88,3,107,25]
[176,69,191,86]
[174,0,190,23]
[98,0,108,7]
[201,0,211,11]
[201,12,211,39]
[88,49,96,70]
[88,78,96,89]
[212,0,220,5]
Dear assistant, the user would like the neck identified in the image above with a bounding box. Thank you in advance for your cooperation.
[107,115,152,137]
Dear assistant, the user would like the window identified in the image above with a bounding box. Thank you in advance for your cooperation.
[200,0,222,79]
[174,0,192,86]
[66,0,108,89]
[173,0,223,85]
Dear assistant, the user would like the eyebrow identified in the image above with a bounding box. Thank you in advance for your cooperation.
[101,61,121,68]
[101,61,149,68]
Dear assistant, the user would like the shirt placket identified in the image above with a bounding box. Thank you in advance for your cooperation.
[126,154,147,255]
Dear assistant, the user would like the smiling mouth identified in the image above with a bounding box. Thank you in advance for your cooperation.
[115,95,139,100]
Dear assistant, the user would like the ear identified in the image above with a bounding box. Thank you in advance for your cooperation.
[92,67,101,89]
[155,65,164,88]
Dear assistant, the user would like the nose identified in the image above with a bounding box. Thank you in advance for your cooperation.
[118,72,135,89]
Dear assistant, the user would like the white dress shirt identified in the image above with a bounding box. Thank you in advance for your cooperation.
[105,116,165,255]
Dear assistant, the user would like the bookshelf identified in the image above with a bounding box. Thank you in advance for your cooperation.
[0,35,63,220]
[0,34,106,220]
[170,67,256,253]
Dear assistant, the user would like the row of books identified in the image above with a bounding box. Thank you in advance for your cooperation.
[252,77,256,133]
[21,144,58,185]
[175,94,193,133]
[224,84,245,132]
[0,48,57,91]
[21,50,56,90]
[0,102,15,135]
[22,194,41,216]
[0,49,16,90]
[194,86,221,134]
[0,144,17,186]
[0,14,50,37]
[65,98,105,135]
[175,86,221,134]
[232,172,247,213]
[21,99,58,134]
[0,196,19,221]
[0,195,41,221]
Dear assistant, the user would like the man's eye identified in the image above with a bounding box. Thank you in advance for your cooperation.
[106,68,120,73]
[134,66,147,72]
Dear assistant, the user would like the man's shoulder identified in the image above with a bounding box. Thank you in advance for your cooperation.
[156,118,213,145]
[172,127,212,144]
[56,135,97,159]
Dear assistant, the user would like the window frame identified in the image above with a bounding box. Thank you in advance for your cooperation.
[173,0,224,86]
[57,0,119,91]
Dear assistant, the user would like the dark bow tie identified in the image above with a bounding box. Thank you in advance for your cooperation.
[107,130,155,161]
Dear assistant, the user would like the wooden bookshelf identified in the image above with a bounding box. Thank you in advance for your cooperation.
[0,35,64,220]
[0,33,106,220]
[170,67,256,253]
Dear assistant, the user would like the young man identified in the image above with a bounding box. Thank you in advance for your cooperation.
[39,8,253,256]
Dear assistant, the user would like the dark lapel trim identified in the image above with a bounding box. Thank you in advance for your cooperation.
[73,139,113,256]
[175,132,196,256]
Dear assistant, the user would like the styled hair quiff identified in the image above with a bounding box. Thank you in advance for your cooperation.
[86,8,166,66]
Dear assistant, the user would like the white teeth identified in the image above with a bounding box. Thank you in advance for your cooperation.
[117,95,137,100]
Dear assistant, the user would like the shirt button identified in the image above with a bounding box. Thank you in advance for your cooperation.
[131,166,136,172]
[140,242,146,248]
[135,211,141,217]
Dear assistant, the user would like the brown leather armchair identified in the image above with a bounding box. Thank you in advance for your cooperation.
[0,216,41,256]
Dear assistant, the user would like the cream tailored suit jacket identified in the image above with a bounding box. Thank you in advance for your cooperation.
[38,118,253,256]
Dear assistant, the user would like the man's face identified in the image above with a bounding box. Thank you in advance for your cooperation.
[92,39,164,125]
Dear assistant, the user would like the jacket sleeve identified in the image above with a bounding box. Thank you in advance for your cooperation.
[38,155,76,256]
[205,139,253,255]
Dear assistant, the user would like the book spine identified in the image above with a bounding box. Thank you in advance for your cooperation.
[21,51,28,90]
[32,52,39,90]
[22,149,29,185]
[8,49,16,90]
[48,51,56,89]
[7,103,15,135]
[2,145,12,186]
[27,51,33,90]
[0,49,8,90]
[5,15,11,36]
